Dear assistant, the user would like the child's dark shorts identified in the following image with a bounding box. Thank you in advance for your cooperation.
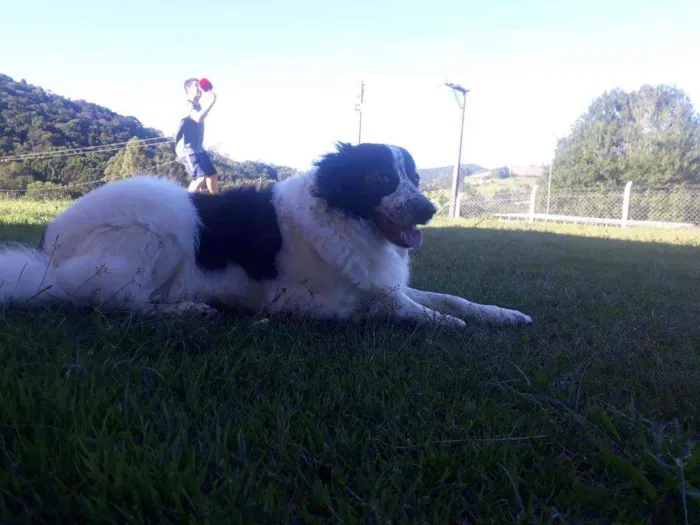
[180,151,217,180]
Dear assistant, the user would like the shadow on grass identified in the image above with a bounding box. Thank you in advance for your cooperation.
[420,224,700,260]
[414,226,699,309]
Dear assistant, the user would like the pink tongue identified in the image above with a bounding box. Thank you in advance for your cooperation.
[399,227,423,248]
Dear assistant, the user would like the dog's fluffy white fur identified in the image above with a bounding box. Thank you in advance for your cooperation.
[0,144,531,329]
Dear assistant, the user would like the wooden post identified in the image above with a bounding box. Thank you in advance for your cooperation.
[621,181,632,228]
[528,184,539,223]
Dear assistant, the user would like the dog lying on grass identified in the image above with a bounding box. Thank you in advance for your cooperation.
[0,142,532,329]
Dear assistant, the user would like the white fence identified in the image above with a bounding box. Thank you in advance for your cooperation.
[457,183,700,228]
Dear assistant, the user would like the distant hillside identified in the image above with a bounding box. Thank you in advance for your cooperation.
[418,164,487,190]
[0,73,294,197]
[0,73,178,192]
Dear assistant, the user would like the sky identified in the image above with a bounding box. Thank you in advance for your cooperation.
[1,0,699,171]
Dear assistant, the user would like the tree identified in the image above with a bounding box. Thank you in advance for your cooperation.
[489,166,511,179]
[553,85,700,187]
[104,137,150,180]
[0,73,170,194]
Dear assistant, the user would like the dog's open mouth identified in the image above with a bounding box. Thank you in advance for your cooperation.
[373,212,423,249]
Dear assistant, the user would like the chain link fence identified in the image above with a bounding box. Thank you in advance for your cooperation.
[628,186,700,224]
[534,187,624,219]
[457,184,700,228]
[458,192,532,218]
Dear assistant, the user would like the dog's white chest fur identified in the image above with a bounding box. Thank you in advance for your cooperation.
[261,175,411,319]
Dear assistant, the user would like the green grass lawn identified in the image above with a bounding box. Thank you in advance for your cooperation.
[1,199,700,523]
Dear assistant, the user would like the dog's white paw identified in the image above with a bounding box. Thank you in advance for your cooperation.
[180,302,219,317]
[156,302,219,318]
[415,307,468,330]
[439,314,467,330]
[495,307,532,326]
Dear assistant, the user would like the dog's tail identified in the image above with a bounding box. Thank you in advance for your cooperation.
[0,245,67,307]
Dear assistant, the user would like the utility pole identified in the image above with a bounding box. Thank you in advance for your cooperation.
[546,134,559,216]
[444,81,469,219]
[355,81,365,144]
[546,162,553,216]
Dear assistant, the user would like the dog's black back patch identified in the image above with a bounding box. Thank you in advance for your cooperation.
[190,186,282,280]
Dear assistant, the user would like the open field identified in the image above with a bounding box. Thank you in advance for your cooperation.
[1,199,700,523]
[463,175,537,198]
[425,174,536,213]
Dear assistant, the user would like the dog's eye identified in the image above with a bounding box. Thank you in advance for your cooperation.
[367,172,397,194]
[373,173,392,188]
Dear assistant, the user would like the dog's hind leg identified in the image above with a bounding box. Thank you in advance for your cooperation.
[54,255,156,307]
[54,255,219,317]
[51,225,207,314]
[404,287,532,326]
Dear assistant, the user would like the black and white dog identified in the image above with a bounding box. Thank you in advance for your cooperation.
[0,142,531,329]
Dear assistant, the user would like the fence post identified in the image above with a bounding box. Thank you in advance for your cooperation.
[528,184,539,223]
[455,192,462,219]
[621,181,632,228]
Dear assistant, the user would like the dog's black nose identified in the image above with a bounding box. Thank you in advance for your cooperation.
[410,197,437,224]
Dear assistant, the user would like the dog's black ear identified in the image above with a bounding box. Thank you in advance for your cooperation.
[313,141,354,168]
[335,141,353,153]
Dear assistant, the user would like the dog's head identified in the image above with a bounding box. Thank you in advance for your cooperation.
[312,142,436,249]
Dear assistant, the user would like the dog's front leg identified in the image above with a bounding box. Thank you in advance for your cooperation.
[404,287,532,326]
[366,288,466,329]
[100,300,219,318]
[147,301,219,318]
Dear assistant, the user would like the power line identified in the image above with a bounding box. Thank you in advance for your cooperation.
[2,135,172,158]
[0,137,173,162]
[0,136,174,163]
[10,135,170,157]
[3,140,174,163]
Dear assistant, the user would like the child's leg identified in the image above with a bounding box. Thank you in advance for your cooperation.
[188,178,206,192]
[182,154,206,192]
[205,175,218,194]
[198,151,218,194]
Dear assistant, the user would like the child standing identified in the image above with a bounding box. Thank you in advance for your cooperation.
[175,78,218,193]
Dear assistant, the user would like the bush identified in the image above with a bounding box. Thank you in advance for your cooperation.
[24,181,78,200]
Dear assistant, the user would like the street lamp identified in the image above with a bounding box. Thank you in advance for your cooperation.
[444,81,469,219]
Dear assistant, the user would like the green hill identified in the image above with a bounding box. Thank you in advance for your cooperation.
[0,74,294,198]
[418,164,487,190]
